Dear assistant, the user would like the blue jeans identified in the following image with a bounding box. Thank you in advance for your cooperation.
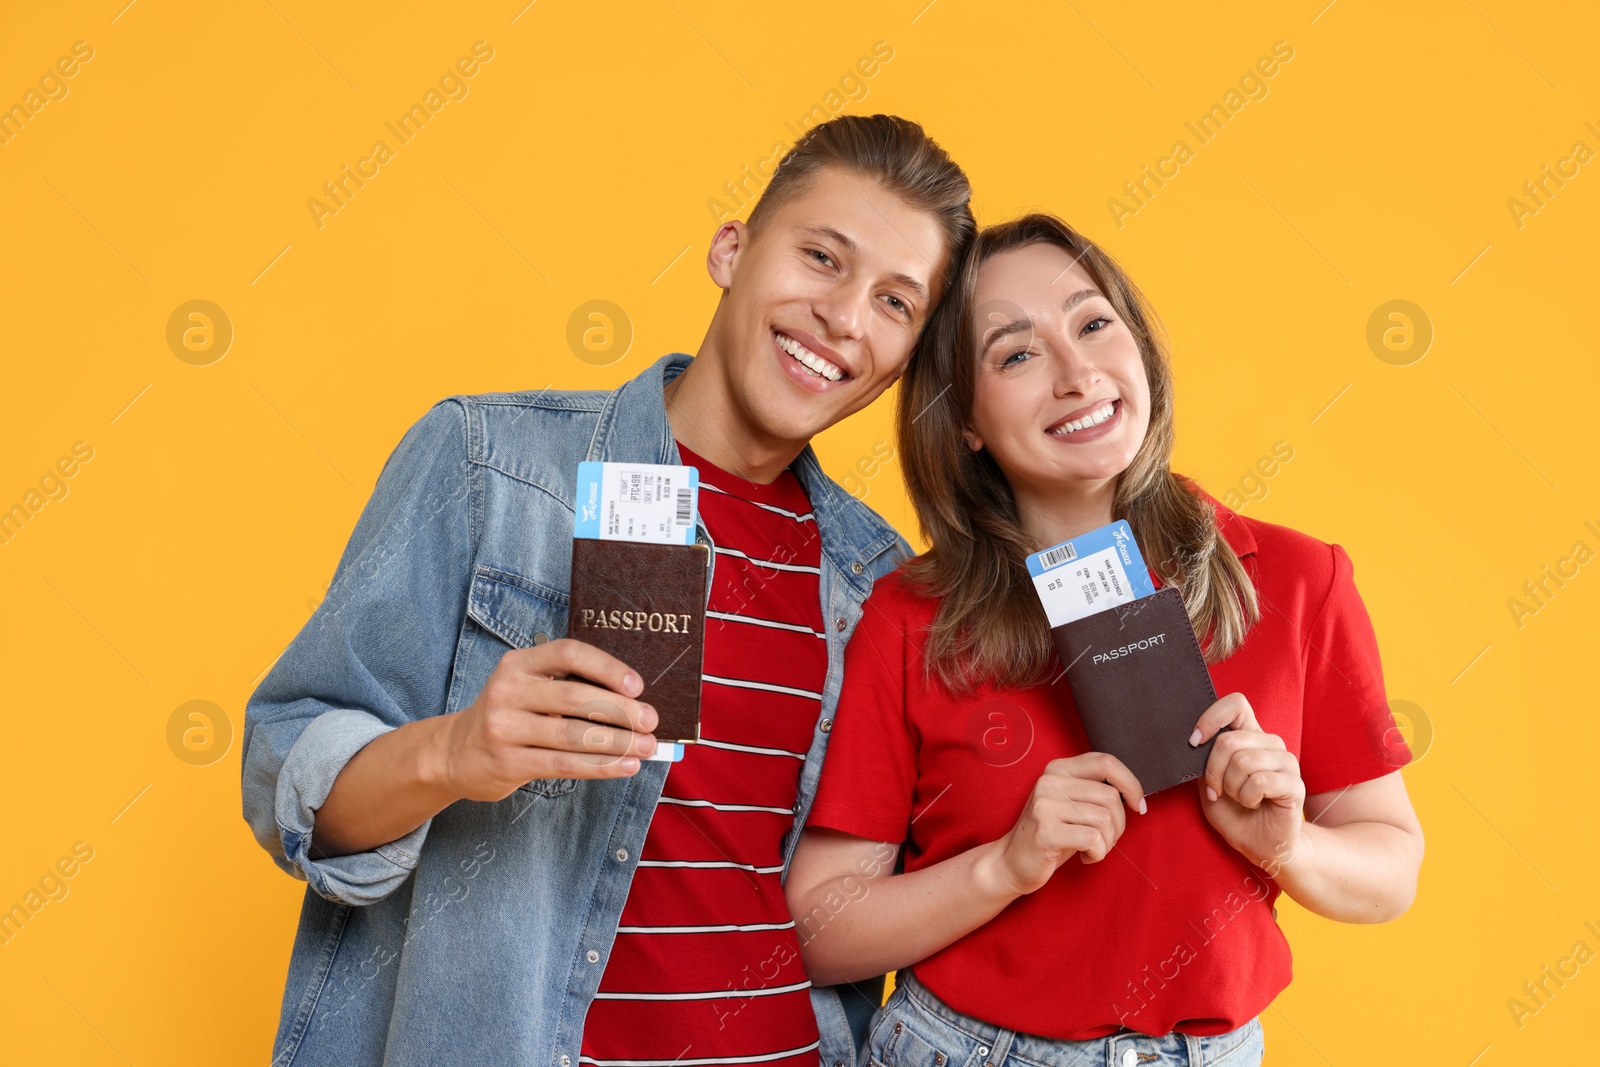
[862,968,1264,1067]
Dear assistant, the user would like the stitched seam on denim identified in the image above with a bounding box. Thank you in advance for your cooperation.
[896,971,1000,1050]
[457,390,608,412]
[272,901,352,1066]
[471,454,576,509]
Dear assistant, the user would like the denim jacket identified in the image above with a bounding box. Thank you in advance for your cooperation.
[241,353,909,1067]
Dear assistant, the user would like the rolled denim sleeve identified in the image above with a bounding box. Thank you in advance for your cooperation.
[241,398,474,907]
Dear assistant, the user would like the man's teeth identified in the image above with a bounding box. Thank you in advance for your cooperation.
[1048,401,1118,435]
[776,333,844,382]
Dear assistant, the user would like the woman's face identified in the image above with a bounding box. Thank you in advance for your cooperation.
[962,242,1151,504]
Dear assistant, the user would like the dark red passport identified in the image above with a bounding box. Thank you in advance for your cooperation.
[1050,586,1222,794]
[567,538,709,743]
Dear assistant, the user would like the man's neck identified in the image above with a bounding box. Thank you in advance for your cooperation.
[662,356,806,485]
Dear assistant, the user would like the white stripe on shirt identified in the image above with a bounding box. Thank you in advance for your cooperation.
[580,1038,821,1067]
[712,545,822,575]
[706,609,826,639]
[702,673,823,701]
[615,920,797,934]
[657,796,793,815]
[699,481,816,523]
[590,979,811,1002]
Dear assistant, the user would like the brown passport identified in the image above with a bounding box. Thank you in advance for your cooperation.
[567,538,709,743]
[1050,586,1222,795]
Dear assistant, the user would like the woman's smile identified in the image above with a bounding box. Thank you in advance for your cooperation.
[1045,397,1123,443]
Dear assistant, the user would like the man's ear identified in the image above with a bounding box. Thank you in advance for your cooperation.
[706,220,746,291]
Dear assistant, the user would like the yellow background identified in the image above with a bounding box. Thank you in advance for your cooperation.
[2,1,1596,1063]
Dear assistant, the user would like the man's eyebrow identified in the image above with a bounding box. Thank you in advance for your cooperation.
[801,224,857,255]
[889,271,929,300]
[980,289,1105,352]
[800,224,930,300]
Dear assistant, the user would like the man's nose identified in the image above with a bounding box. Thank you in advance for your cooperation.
[816,282,868,342]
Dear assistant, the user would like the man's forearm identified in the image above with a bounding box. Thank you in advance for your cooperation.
[308,714,461,860]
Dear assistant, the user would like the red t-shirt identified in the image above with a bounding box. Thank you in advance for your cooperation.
[804,488,1411,1039]
[580,443,825,1064]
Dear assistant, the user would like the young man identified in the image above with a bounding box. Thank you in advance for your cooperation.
[241,114,974,1067]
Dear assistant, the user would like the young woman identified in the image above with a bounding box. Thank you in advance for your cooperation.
[786,214,1424,1067]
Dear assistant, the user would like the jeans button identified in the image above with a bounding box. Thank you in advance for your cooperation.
[1121,1049,1137,1067]
[977,1048,989,1058]
[893,1021,903,1034]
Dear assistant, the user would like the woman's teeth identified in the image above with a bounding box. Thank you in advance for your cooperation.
[1048,401,1117,435]
[776,333,844,382]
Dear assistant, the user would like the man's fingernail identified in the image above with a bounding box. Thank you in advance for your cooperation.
[1138,797,1148,815]
[1206,786,1218,803]
[1189,728,1202,747]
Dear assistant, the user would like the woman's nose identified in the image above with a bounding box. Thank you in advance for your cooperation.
[1050,343,1099,397]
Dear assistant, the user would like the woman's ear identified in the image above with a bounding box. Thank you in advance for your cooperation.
[706,221,746,291]
[961,425,983,452]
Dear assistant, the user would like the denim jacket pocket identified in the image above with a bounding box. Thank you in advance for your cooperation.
[462,564,577,799]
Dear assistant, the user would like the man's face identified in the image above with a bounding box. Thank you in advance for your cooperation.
[706,166,950,446]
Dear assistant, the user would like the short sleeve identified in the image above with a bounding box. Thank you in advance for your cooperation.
[1298,543,1411,795]
[804,581,921,844]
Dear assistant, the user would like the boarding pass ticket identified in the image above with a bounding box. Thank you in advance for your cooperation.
[1026,519,1158,628]
[574,461,700,546]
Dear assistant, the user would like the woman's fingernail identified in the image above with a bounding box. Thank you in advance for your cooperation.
[1138,797,1148,815]
[1206,786,1218,803]
[625,673,641,694]
[1189,728,1203,747]
[622,758,641,774]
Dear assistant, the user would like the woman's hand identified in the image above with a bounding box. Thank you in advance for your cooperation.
[1191,692,1305,874]
[978,753,1145,898]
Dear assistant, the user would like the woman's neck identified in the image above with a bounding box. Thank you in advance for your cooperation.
[1013,478,1118,550]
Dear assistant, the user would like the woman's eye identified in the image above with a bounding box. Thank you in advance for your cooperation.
[808,249,834,267]
[1081,315,1113,335]
[883,294,908,315]
[1000,349,1033,368]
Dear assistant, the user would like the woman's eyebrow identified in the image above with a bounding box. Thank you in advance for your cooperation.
[981,317,1032,352]
[980,288,1104,351]
[1061,287,1101,311]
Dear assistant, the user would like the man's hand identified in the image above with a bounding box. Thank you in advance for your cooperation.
[434,638,659,802]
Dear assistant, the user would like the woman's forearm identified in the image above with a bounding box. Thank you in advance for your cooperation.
[790,839,1024,987]
[1268,819,1423,922]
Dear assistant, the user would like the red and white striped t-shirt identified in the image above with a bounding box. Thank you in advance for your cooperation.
[579,442,826,1066]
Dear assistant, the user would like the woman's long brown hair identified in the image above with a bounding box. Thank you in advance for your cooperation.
[897,213,1259,692]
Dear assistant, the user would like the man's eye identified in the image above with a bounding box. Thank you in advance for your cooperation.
[1081,316,1113,335]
